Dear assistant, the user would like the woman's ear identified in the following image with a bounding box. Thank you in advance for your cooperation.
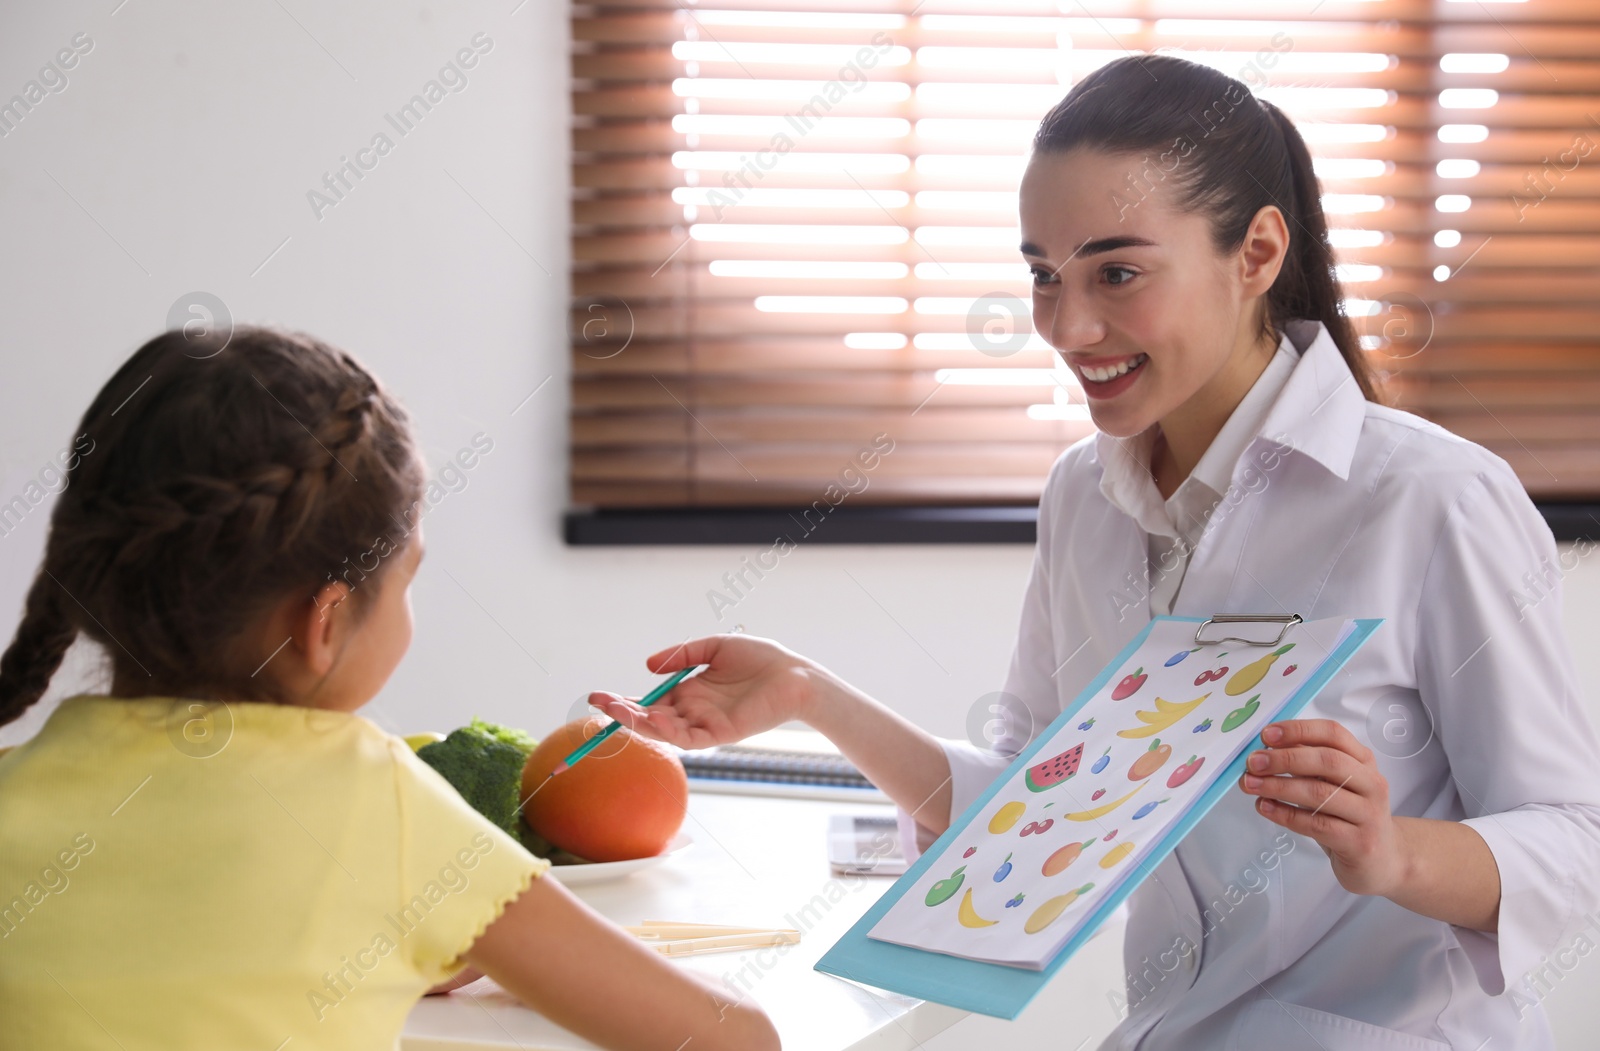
[1239,204,1290,299]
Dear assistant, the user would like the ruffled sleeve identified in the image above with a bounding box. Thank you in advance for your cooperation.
[388,738,552,983]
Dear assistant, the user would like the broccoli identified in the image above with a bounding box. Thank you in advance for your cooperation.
[416,719,538,837]
[466,716,538,756]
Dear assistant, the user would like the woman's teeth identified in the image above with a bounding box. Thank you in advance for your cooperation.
[1080,354,1148,383]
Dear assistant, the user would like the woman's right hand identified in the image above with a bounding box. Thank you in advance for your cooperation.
[588,633,818,750]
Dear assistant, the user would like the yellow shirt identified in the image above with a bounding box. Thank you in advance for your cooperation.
[0,695,549,1050]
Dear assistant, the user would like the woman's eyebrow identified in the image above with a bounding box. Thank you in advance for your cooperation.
[1020,234,1159,259]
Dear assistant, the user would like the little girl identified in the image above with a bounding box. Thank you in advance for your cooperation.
[0,327,778,1051]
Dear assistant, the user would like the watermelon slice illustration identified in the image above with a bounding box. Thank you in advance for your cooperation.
[1024,742,1084,792]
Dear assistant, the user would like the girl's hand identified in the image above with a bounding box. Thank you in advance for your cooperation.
[588,633,818,750]
[1238,718,1408,898]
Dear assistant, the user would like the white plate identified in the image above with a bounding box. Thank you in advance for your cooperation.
[543,832,694,885]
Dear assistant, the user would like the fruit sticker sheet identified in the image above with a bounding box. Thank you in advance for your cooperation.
[865,614,1364,970]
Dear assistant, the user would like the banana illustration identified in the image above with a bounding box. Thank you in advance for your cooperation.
[957,887,999,928]
[1062,782,1146,821]
[1117,693,1210,738]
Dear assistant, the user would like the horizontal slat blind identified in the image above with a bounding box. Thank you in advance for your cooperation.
[571,0,1600,508]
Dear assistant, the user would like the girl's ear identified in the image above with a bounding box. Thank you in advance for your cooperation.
[1238,203,1290,299]
[296,581,355,677]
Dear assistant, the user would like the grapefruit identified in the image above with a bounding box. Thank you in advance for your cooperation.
[520,717,688,863]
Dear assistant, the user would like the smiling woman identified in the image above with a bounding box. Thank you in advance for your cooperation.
[595,50,1600,1051]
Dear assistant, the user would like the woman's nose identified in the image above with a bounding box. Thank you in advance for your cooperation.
[1042,285,1105,353]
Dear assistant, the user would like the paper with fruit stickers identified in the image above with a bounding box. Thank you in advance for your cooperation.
[866,615,1363,969]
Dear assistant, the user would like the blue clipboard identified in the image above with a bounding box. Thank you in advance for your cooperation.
[814,613,1383,1020]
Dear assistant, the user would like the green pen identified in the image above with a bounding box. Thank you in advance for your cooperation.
[550,664,702,777]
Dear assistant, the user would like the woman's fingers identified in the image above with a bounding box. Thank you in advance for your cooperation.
[588,692,681,744]
[588,690,733,750]
[1241,718,1396,866]
[1262,718,1375,765]
[1252,792,1358,845]
[1248,743,1369,790]
[1242,768,1364,823]
[646,635,729,674]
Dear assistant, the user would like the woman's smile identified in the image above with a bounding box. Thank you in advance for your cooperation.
[1073,351,1150,398]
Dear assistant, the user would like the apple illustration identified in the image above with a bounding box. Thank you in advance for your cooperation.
[925,865,966,906]
[993,852,1014,882]
[1222,694,1261,732]
[1167,755,1205,788]
[1112,667,1147,700]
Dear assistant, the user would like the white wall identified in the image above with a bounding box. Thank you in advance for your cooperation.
[2,3,1598,1047]
[0,0,1030,751]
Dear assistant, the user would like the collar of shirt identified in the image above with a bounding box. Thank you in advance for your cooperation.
[1091,318,1366,541]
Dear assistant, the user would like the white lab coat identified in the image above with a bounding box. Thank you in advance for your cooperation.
[899,319,1600,1048]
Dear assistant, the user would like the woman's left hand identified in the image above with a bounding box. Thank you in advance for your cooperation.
[1238,718,1409,898]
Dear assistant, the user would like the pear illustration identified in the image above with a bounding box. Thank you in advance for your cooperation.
[1226,643,1294,696]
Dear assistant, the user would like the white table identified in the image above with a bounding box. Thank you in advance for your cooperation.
[403,791,1127,1051]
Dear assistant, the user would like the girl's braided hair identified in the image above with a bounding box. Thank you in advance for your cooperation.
[0,326,426,724]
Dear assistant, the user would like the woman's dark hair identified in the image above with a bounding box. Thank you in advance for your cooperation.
[0,326,426,724]
[1034,54,1382,404]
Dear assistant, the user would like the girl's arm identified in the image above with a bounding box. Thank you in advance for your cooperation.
[590,633,955,835]
[464,873,780,1051]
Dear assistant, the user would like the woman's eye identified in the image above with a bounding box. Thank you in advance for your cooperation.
[1029,267,1057,287]
[1103,266,1137,286]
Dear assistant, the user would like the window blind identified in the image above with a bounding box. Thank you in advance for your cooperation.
[570,0,1600,509]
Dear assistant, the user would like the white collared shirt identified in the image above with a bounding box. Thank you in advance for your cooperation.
[1099,331,1299,617]
[901,318,1600,1048]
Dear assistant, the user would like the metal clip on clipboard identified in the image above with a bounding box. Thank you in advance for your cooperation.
[1193,613,1303,647]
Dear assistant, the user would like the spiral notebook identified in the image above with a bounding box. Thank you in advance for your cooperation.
[677,728,887,800]
[815,612,1382,1019]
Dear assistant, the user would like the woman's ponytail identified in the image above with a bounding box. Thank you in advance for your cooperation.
[1259,98,1380,404]
[0,568,79,726]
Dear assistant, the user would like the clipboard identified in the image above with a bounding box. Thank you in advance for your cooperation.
[814,613,1383,1020]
